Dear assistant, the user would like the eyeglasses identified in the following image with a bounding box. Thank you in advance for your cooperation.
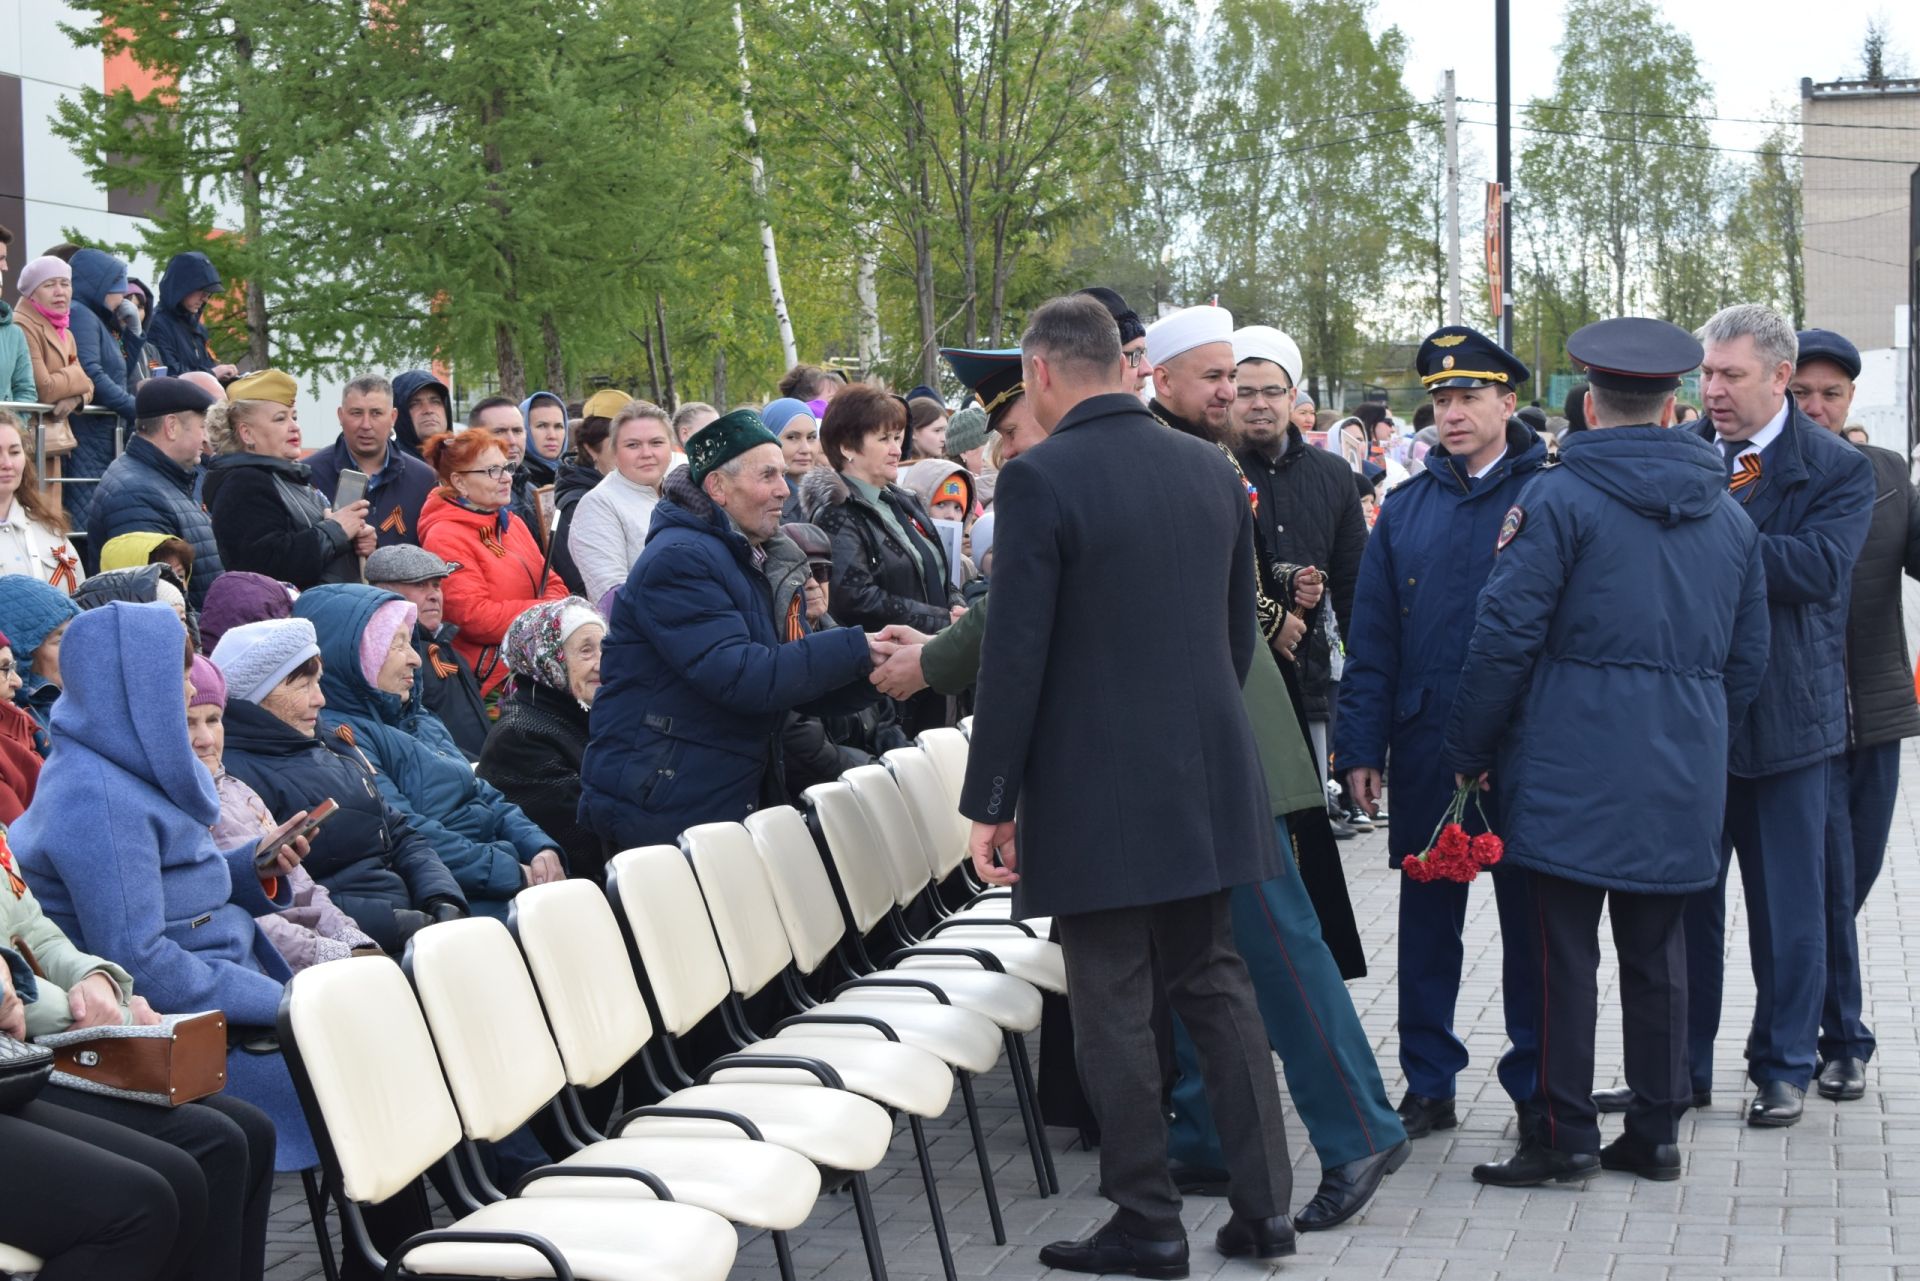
[810,563,832,584]
[457,465,517,480]
[0,661,13,677]
[1235,385,1293,402]
[1123,350,1146,368]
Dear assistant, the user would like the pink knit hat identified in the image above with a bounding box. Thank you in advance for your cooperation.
[188,653,227,709]
[359,598,418,688]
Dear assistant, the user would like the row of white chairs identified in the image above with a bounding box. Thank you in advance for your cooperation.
[276,725,1068,1281]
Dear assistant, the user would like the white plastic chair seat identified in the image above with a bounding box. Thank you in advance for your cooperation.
[956,899,1052,934]
[875,967,1044,1031]
[0,1244,43,1272]
[620,1083,893,1171]
[395,1195,736,1280]
[898,937,1068,994]
[738,1036,953,1117]
[813,998,1004,1075]
[518,1136,821,1230]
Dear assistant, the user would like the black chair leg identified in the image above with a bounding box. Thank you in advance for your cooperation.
[1011,1033,1060,1194]
[958,1073,1007,1244]
[1002,1031,1051,1198]
[772,1227,797,1281]
[910,1114,959,1281]
[299,1167,342,1281]
[849,1170,890,1281]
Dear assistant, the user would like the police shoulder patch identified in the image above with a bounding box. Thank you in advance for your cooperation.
[1496,504,1525,551]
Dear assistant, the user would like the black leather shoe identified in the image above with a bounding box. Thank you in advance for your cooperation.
[1816,1057,1867,1102]
[1396,1092,1457,1139]
[1472,1143,1601,1187]
[1168,1162,1230,1197]
[1215,1214,1297,1260]
[1294,1140,1412,1232]
[1592,1086,1710,1114]
[1747,1081,1805,1127]
[1039,1220,1189,1279]
[1599,1134,1681,1181]
[1329,811,1356,840]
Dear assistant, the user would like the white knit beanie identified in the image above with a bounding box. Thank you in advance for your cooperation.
[211,618,321,704]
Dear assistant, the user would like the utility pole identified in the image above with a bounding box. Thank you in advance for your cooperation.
[736,3,798,370]
[1494,0,1515,351]
[1444,69,1462,326]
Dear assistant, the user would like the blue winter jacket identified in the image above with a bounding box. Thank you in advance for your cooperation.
[64,249,137,533]
[144,251,222,377]
[85,434,227,601]
[294,583,556,917]
[1443,428,1772,893]
[1333,422,1549,864]
[1692,399,1875,777]
[306,433,439,548]
[9,601,315,1169]
[579,466,873,850]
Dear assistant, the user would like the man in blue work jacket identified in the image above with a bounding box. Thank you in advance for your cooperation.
[1335,325,1548,1142]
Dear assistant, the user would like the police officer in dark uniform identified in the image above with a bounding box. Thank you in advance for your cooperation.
[1444,318,1772,1186]
[1336,326,1547,1143]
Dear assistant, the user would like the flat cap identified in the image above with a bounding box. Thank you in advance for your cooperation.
[365,543,460,584]
[133,375,216,419]
[1795,328,1861,380]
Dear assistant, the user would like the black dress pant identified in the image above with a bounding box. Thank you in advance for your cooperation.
[1530,871,1688,1154]
[39,1086,275,1281]
[0,1098,185,1281]
[1056,890,1290,1238]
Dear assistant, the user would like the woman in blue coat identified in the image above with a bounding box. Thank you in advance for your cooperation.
[8,600,317,1170]
[63,249,138,533]
[292,582,564,917]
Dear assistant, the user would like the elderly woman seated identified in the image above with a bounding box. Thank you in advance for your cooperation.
[476,598,604,881]
[8,600,318,1172]
[293,582,566,917]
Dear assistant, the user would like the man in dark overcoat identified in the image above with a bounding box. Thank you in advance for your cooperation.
[1678,305,1874,1128]
[962,294,1295,1274]
[1446,318,1771,1186]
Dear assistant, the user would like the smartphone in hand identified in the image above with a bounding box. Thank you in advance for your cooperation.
[255,798,340,872]
[334,470,369,509]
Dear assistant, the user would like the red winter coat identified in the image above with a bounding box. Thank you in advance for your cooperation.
[417,490,566,697]
[0,699,45,824]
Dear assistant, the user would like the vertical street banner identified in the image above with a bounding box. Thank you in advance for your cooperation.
[1485,182,1504,318]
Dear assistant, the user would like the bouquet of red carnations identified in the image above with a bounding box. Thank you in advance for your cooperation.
[1402,777,1504,883]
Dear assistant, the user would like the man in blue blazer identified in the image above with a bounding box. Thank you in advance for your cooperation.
[1669,305,1874,1128]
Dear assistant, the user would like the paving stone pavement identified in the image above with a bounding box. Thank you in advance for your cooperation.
[263,746,1920,1279]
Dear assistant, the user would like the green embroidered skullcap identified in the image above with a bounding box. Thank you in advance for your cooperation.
[686,408,780,484]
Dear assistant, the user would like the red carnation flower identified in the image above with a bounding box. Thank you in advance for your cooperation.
[1403,854,1434,882]
[1435,824,1471,858]
[1471,833,1504,867]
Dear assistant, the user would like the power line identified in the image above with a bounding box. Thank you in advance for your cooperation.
[1138,100,1439,152]
[1455,118,1920,166]
[1121,122,1428,182]
[1805,244,1909,269]
[1462,97,1920,134]
[1803,204,1907,227]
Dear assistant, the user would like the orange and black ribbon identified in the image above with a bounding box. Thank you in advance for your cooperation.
[1730,453,1762,500]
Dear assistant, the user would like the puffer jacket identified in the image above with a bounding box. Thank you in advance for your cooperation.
[1335,421,1550,864]
[1693,399,1875,776]
[144,251,222,377]
[294,583,556,918]
[217,694,466,952]
[63,250,136,532]
[579,466,872,851]
[202,451,358,588]
[1842,443,1920,748]
[1445,427,1772,893]
[416,490,567,696]
[84,435,226,601]
[798,467,960,635]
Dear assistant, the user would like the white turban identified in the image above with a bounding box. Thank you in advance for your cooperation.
[1145,305,1235,368]
[1231,326,1303,389]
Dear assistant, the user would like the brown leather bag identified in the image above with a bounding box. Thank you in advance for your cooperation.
[35,1012,229,1108]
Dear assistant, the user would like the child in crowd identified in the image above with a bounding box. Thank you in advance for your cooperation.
[186,653,375,970]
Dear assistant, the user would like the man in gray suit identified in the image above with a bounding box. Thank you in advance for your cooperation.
[962,294,1294,1276]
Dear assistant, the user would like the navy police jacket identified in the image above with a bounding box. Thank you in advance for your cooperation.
[1691,398,1874,777]
[1334,421,1548,865]
[578,466,872,851]
[1443,428,1771,893]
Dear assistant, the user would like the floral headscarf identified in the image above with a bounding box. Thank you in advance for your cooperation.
[502,597,602,707]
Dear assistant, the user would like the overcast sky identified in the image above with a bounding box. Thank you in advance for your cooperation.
[1368,0,1920,178]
